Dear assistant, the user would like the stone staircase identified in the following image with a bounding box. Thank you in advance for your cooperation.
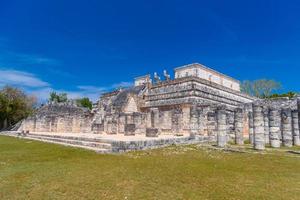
[1,132,113,153]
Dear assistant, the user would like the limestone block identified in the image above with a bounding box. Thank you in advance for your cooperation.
[118,115,126,134]
[253,104,265,150]
[292,110,300,146]
[248,111,254,145]
[234,108,244,145]
[146,128,159,137]
[263,107,270,144]
[125,124,136,136]
[182,106,191,130]
[190,105,198,136]
[171,108,182,134]
[216,108,227,147]
[281,108,293,147]
[207,112,216,136]
[269,108,281,148]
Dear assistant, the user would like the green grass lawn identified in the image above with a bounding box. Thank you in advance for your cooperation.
[0,135,300,200]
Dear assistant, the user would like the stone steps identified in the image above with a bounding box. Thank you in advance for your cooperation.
[26,134,112,149]
[26,133,107,143]
[1,132,112,153]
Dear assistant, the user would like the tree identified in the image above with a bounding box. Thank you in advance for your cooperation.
[49,92,68,103]
[76,97,93,110]
[267,91,297,99]
[50,92,58,102]
[241,79,282,98]
[0,86,37,130]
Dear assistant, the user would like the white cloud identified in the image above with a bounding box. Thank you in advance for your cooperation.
[0,69,50,87]
[77,85,107,93]
[0,68,134,103]
[46,67,75,78]
[0,51,59,66]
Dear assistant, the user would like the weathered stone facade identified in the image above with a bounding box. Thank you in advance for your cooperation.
[18,62,300,149]
[19,63,255,138]
[21,102,93,133]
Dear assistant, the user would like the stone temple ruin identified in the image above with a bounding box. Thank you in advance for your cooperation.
[15,63,300,152]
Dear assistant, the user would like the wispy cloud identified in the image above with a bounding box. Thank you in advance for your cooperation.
[17,54,59,65]
[77,85,107,93]
[28,87,102,103]
[46,67,75,78]
[0,68,133,102]
[76,82,133,101]
[0,51,59,66]
[0,69,50,88]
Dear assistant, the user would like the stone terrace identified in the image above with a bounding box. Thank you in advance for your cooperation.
[1,131,213,153]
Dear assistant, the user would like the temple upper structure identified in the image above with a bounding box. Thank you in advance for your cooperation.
[174,63,240,91]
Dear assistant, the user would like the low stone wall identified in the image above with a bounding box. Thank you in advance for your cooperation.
[19,103,92,133]
[109,135,215,152]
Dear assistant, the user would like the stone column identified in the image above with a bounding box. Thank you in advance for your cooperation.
[281,108,293,147]
[171,107,182,134]
[146,108,160,137]
[292,110,300,146]
[189,105,198,139]
[148,108,159,128]
[146,110,152,128]
[248,111,254,144]
[207,111,216,137]
[269,107,281,148]
[263,107,270,145]
[234,108,244,145]
[216,107,227,147]
[253,104,265,150]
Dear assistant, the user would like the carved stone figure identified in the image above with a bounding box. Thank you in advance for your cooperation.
[163,70,171,81]
[154,72,161,84]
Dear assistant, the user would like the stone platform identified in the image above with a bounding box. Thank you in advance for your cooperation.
[0,131,214,153]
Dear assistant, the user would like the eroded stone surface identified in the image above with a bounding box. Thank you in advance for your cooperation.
[18,63,300,150]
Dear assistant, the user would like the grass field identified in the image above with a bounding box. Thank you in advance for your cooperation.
[0,135,300,200]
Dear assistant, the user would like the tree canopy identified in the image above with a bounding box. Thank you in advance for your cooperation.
[266,91,297,99]
[49,92,68,103]
[241,79,282,98]
[0,86,37,130]
[76,97,93,110]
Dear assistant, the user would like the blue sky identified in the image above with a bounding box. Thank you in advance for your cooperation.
[0,0,300,101]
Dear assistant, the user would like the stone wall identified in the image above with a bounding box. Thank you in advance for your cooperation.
[20,103,92,133]
[145,76,254,109]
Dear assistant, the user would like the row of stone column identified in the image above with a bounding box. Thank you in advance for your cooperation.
[216,106,247,147]
[251,103,300,150]
[215,99,300,149]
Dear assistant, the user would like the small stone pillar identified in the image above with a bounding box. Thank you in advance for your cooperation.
[292,110,300,146]
[146,111,152,128]
[263,107,270,144]
[207,111,216,137]
[146,108,160,137]
[234,108,244,145]
[248,111,254,145]
[216,107,227,147]
[269,107,281,148]
[253,104,265,150]
[281,108,293,147]
[189,105,198,139]
[124,124,136,136]
[149,108,160,127]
